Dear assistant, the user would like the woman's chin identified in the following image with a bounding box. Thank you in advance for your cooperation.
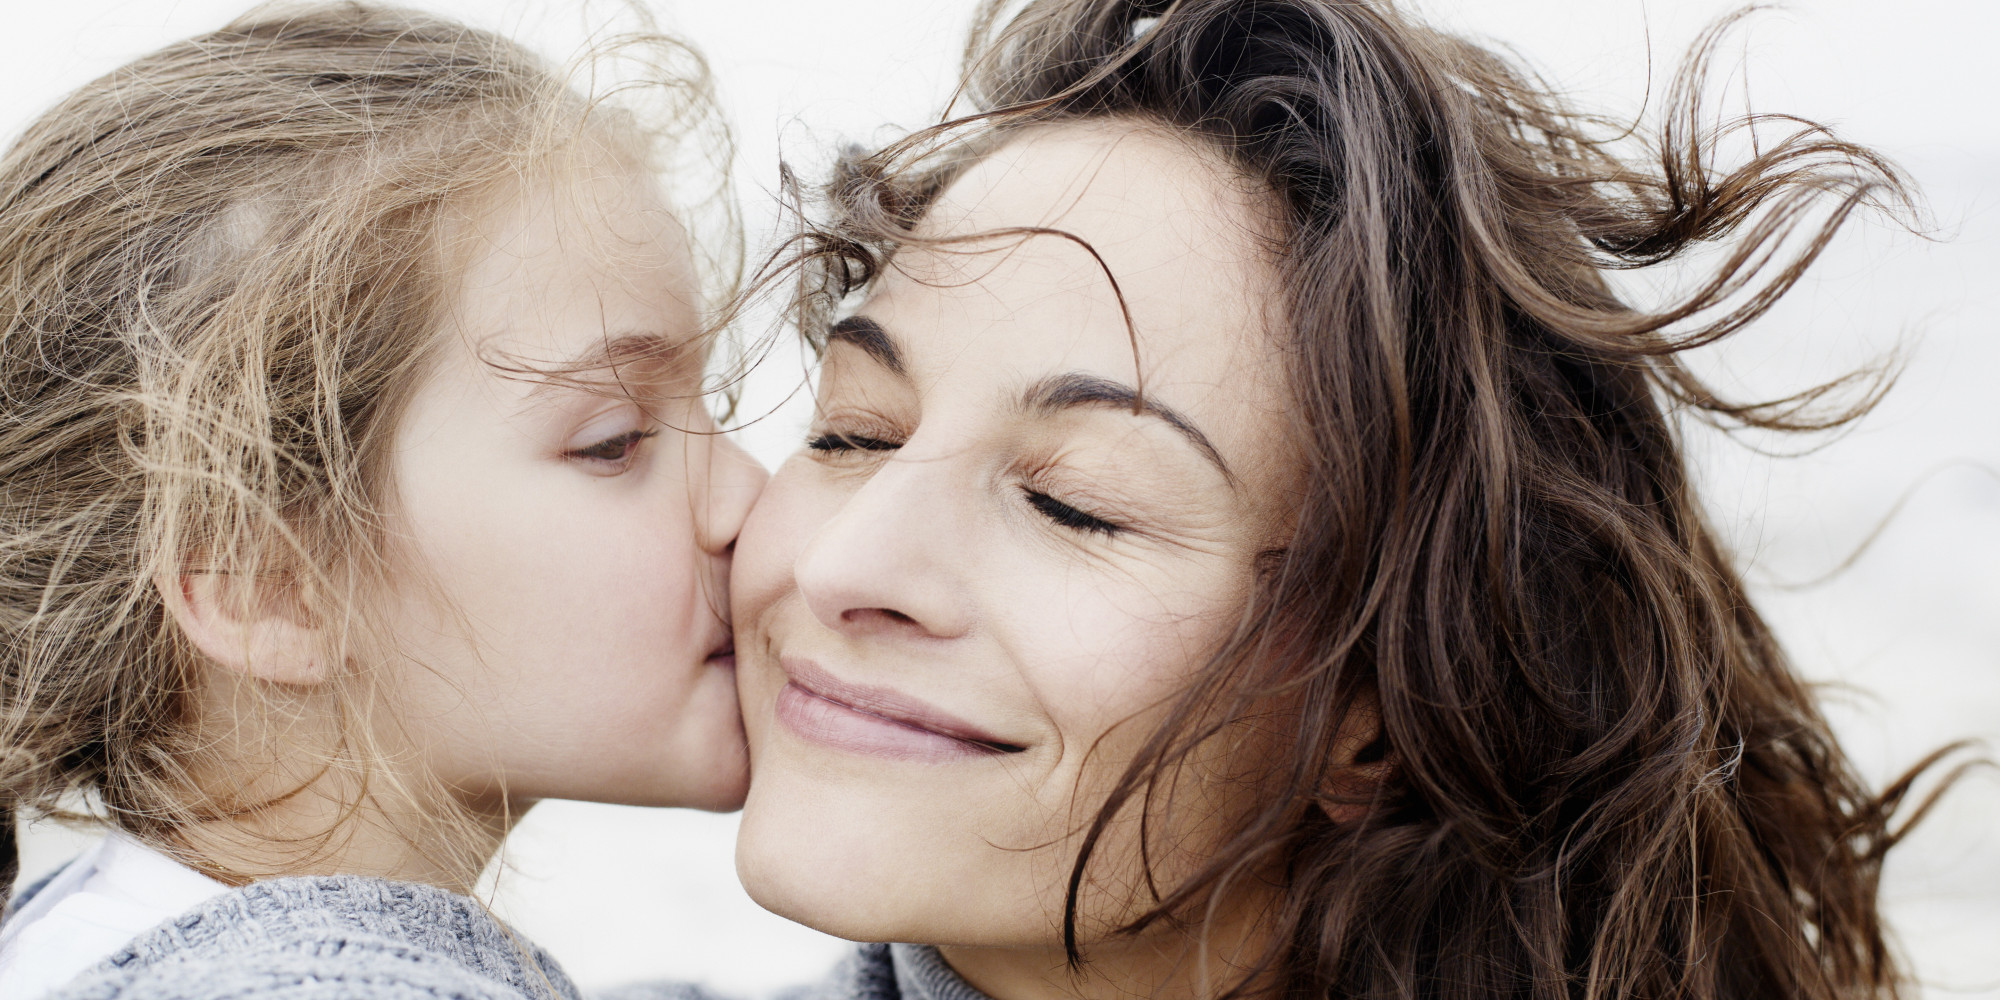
[736,792,834,919]
[735,775,920,941]
[733,766,1057,946]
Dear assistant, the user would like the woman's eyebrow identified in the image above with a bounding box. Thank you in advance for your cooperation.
[826,317,1234,482]
[825,315,906,376]
[1023,372,1235,484]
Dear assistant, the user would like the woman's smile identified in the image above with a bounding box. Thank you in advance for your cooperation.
[775,658,1026,762]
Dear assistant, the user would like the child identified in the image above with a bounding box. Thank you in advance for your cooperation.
[0,4,762,997]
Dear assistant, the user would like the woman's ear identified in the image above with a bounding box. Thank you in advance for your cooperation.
[1318,684,1397,825]
[156,570,325,686]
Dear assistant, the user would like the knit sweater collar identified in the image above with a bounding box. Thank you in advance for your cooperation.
[48,874,580,1000]
[888,944,998,1000]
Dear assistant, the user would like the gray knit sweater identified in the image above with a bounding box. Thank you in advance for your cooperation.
[606,943,987,1000]
[40,875,586,1000]
[810,944,992,1000]
[27,868,974,1000]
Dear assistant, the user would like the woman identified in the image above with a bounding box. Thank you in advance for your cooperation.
[0,5,761,997]
[727,1,1955,999]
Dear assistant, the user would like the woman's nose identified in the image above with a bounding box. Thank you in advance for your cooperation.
[791,453,974,641]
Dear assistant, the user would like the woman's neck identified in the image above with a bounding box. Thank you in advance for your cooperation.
[937,896,1276,1000]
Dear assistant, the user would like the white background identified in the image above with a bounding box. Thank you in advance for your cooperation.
[5,0,1996,996]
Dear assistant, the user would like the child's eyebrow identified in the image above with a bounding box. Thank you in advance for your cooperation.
[517,331,698,398]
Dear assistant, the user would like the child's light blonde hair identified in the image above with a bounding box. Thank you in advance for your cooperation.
[0,0,732,905]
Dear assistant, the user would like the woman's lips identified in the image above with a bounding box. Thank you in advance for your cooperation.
[775,658,1024,763]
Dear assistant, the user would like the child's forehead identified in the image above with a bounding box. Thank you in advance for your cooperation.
[438,138,687,265]
[447,159,696,304]
[427,153,710,402]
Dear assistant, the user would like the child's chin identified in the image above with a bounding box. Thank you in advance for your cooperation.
[668,740,753,812]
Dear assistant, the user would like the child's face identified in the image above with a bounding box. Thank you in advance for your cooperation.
[375,153,764,813]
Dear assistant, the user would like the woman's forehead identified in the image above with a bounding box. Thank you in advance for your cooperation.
[920,120,1278,259]
[843,122,1298,504]
[870,121,1286,389]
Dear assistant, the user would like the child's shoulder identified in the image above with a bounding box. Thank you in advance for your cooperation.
[46,875,580,1000]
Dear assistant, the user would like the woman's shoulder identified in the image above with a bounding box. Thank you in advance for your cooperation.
[599,945,903,1000]
[747,944,984,1000]
[785,944,898,1000]
[43,875,580,1000]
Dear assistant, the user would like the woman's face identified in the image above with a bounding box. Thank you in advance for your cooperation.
[377,153,765,813]
[734,123,1294,948]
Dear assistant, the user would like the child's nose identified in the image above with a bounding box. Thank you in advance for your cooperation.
[695,434,768,558]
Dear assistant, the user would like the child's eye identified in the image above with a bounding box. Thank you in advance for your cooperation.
[1023,489,1122,536]
[806,432,903,453]
[566,428,658,466]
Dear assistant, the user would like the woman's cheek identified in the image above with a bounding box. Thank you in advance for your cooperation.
[732,457,832,626]
[1015,565,1240,737]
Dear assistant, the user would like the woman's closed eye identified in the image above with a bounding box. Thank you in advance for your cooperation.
[806,431,903,453]
[806,424,1122,535]
[1024,488,1122,536]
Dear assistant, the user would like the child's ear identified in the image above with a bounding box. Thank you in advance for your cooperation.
[156,570,325,686]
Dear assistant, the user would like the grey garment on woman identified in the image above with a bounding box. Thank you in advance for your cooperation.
[875,944,994,1000]
[850,944,991,1000]
[43,875,582,1000]
[604,942,988,1000]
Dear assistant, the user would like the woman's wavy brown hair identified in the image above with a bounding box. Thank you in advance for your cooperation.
[780,1,1968,998]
